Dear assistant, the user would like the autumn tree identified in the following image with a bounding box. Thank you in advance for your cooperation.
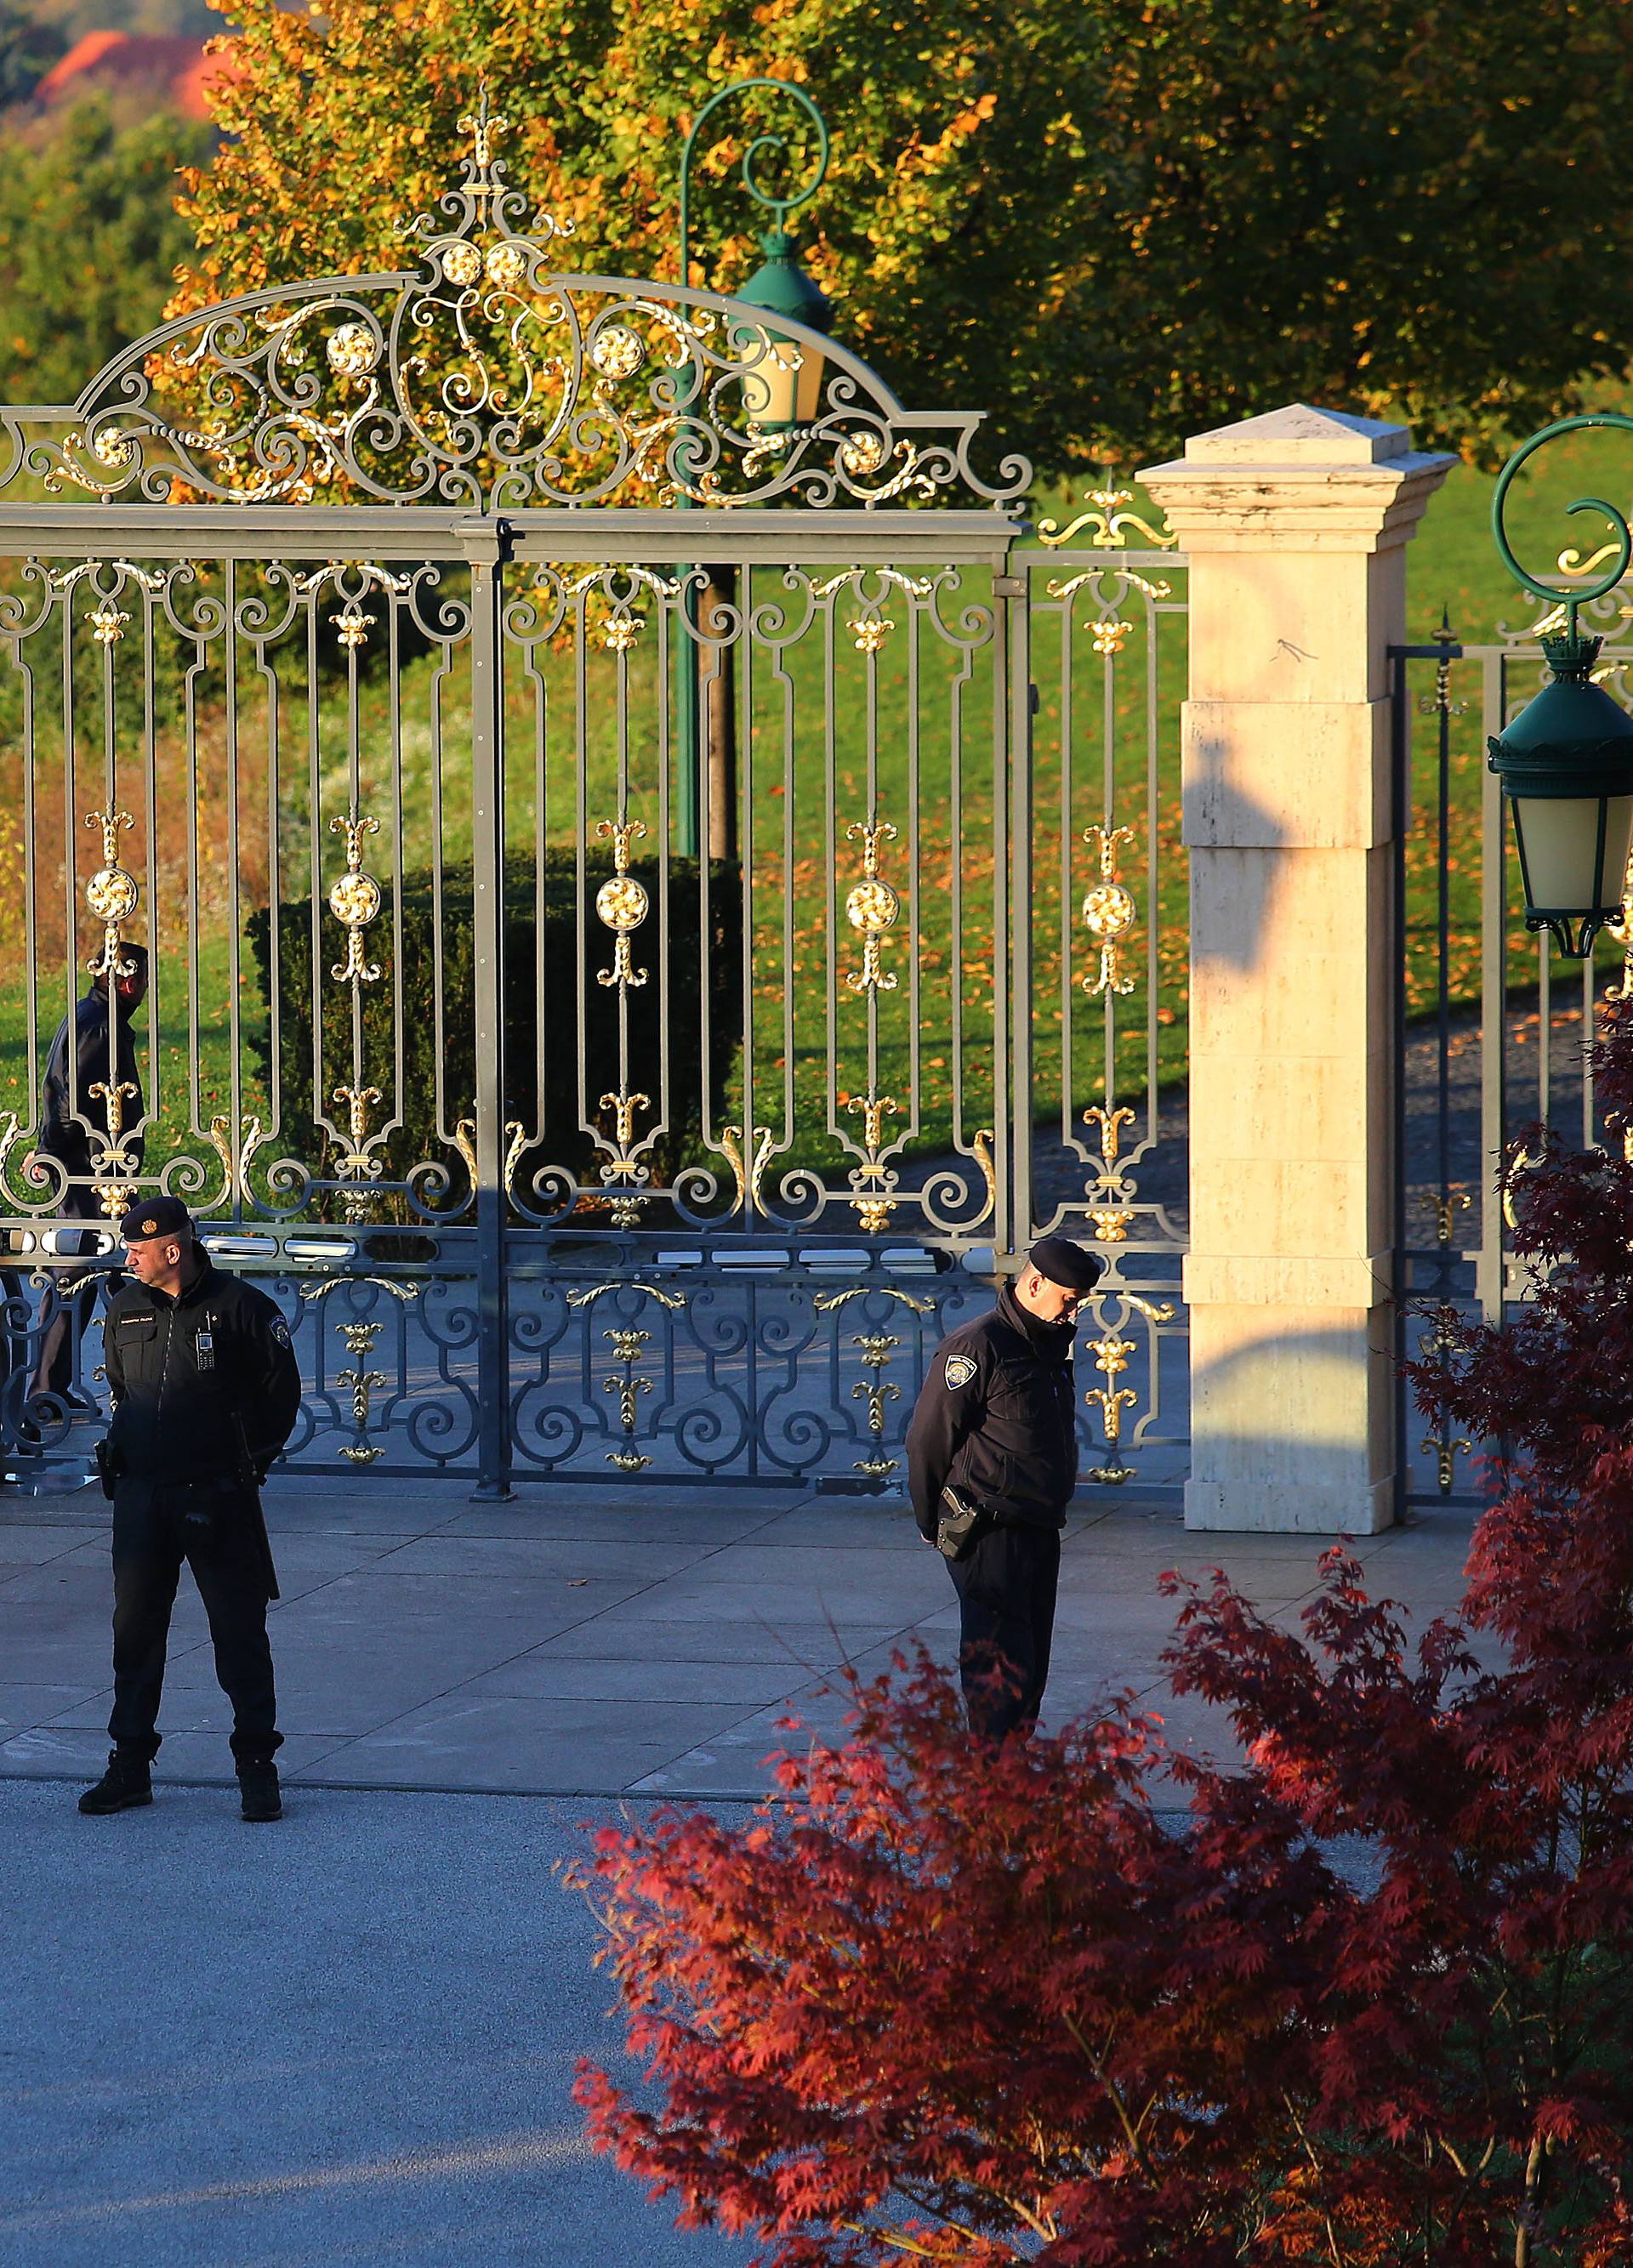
[0,97,211,406]
[571,1014,1633,2265]
[0,2,63,109]
[172,0,1633,476]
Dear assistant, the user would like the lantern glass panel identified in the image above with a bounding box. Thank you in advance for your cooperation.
[1514,792,1633,913]
[739,334,821,427]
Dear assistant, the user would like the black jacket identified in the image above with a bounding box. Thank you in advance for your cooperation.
[38,990,145,1183]
[102,1252,301,1487]
[906,1284,1079,1538]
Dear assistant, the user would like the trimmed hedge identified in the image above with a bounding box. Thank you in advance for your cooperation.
[247,852,743,1217]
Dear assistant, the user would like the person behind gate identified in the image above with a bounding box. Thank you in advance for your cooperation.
[78,1197,302,1824]
[906,1236,1102,1739]
[27,941,150,1413]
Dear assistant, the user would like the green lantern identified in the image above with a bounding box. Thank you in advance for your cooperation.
[1487,634,1633,957]
[734,229,835,429]
[1489,413,1633,955]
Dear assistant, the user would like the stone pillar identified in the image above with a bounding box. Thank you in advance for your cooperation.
[1140,406,1454,1533]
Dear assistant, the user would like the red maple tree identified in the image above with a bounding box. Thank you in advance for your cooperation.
[572,1015,1633,2267]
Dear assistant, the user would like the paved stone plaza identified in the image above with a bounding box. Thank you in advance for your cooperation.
[0,1476,1483,1793]
[1,1477,1487,2265]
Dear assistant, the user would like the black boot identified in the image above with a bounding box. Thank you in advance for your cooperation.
[237,1759,282,1822]
[78,1750,153,1816]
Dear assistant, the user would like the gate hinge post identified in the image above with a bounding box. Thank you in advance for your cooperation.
[453,515,515,569]
[993,573,1026,598]
[466,522,515,1499]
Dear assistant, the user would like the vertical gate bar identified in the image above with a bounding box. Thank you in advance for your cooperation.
[1538,933,1550,1127]
[739,586,756,1241]
[1583,943,1596,1151]
[388,583,407,1162]
[259,594,280,1218]
[1477,650,1507,1323]
[822,592,839,1232]
[1388,642,1409,1522]
[466,525,512,1498]
[1435,642,1453,1208]
[1101,578,1118,1123]
[60,587,77,1155]
[1004,563,1031,1253]
[1058,583,1074,1159]
[304,594,324,1187]
[18,615,38,1159]
[1145,592,1160,1148]
[655,577,673,1148]
[185,602,202,1148]
[141,583,161,1189]
[225,559,243,1197]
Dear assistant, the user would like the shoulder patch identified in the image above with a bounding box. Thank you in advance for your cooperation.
[270,1319,292,1348]
[943,1354,977,1390]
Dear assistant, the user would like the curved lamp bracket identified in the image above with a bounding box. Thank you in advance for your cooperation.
[679,78,831,289]
[1492,410,1633,639]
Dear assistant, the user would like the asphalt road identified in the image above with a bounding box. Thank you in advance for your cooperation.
[0,1778,756,2268]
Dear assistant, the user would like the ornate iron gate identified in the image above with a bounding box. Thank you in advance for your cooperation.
[0,117,1190,1494]
[1393,594,1633,1513]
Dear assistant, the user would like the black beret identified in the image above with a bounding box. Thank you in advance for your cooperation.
[1027,1235,1103,1293]
[118,1195,196,1244]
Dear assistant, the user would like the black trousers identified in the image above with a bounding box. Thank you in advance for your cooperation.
[33,1190,103,1401]
[108,1484,281,1765]
[947,1520,1062,1740]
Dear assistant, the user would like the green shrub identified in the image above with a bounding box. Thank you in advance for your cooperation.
[246,852,743,1220]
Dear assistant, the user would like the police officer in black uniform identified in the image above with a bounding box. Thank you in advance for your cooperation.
[77,1197,302,1823]
[906,1235,1102,1740]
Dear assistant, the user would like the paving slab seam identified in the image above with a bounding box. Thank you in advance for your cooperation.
[0,1764,777,1803]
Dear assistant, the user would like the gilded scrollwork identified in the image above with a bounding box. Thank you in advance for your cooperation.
[566,1280,686,1312]
[595,818,651,992]
[298,1275,421,1306]
[336,1318,388,1465]
[208,1113,267,1208]
[595,1091,651,1227]
[720,1123,775,1216]
[1038,483,1177,551]
[1082,1102,1136,1242]
[332,1083,384,1221]
[88,1076,140,1217]
[450,1111,526,1200]
[328,812,384,985]
[14,92,1029,514]
[1081,824,1138,998]
[843,820,902,994]
[845,1091,899,1233]
[848,1334,902,1480]
[1420,1186,1471,1248]
[1420,1431,1472,1496]
[1083,1293,1175,1485]
[83,806,140,981]
[811,1287,934,1480]
[49,558,169,652]
[970,1129,997,1228]
[601,1327,655,1473]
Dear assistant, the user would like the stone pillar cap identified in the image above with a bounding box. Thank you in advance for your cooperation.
[1141,402,1456,495]
[1177,403,1412,465]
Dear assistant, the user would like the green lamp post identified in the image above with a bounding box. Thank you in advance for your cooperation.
[1488,413,1633,956]
[674,81,833,855]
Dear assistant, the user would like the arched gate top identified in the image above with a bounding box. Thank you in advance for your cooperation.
[0,93,1031,517]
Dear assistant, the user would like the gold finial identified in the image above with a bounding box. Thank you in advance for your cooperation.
[458,82,510,184]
